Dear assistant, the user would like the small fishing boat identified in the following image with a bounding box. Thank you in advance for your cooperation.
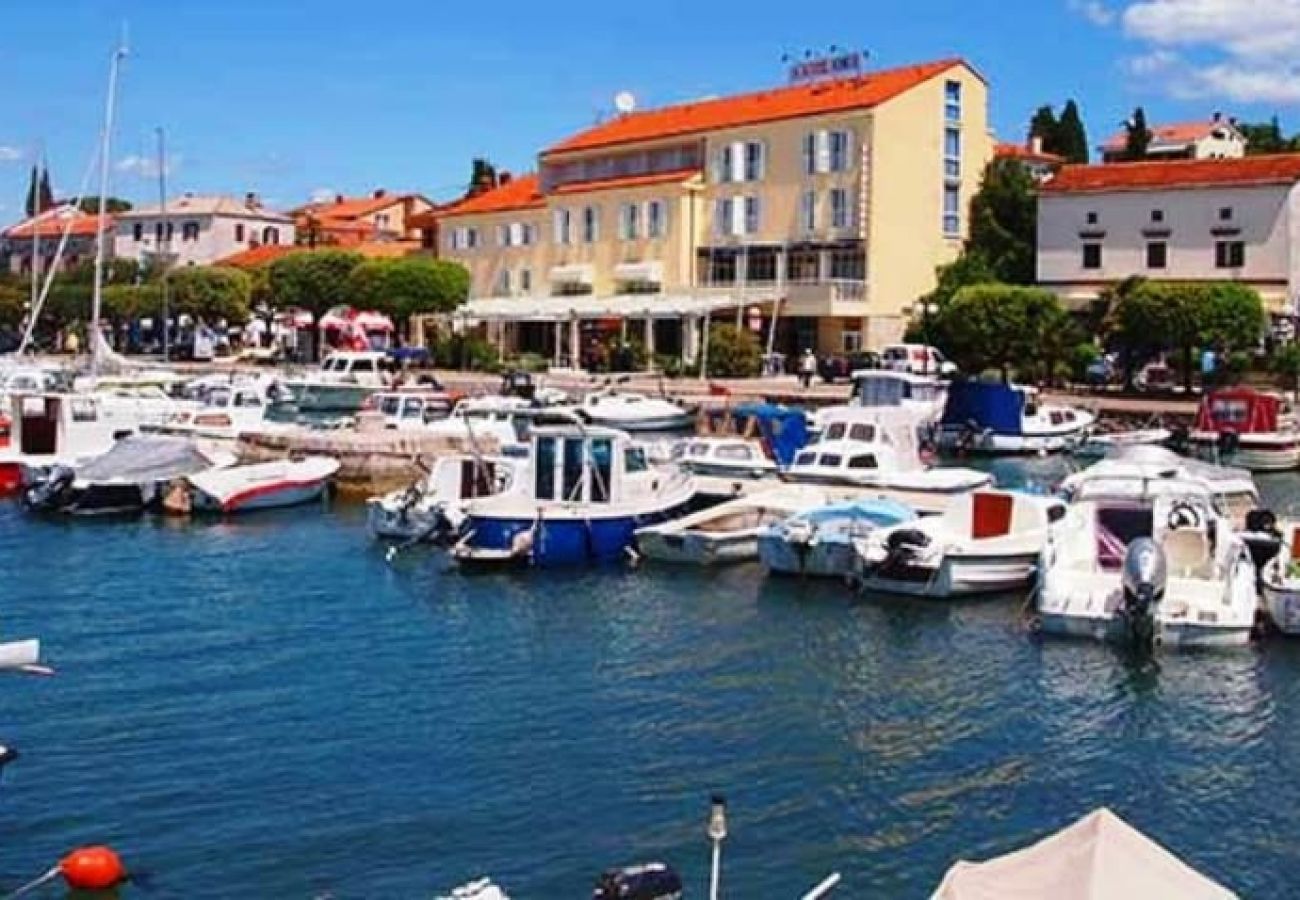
[145,378,288,441]
[1036,469,1258,649]
[853,490,1067,598]
[1188,386,1300,471]
[758,497,916,578]
[635,486,831,565]
[175,456,339,514]
[366,455,521,542]
[812,370,949,432]
[937,380,1095,455]
[366,385,461,430]
[578,390,695,432]
[287,350,392,413]
[669,437,780,480]
[1073,427,1172,459]
[1255,519,1300,634]
[452,425,695,568]
[23,435,234,517]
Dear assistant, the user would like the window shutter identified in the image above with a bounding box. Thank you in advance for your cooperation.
[816,130,831,174]
[802,133,815,175]
[757,141,767,180]
[553,210,563,244]
[801,191,815,233]
[731,142,745,182]
[731,198,745,237]
[843,130,854,171]
[712,147,726,183]
[744,196,760,234]
[714,198,728,237]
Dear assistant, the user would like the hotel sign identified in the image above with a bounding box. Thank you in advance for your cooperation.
[789,51,864,84]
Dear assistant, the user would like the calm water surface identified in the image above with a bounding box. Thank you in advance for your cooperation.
[2,458,1300,897]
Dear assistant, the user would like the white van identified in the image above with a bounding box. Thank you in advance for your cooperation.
[881,344,956,377]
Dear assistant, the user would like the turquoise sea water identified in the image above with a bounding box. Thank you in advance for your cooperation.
[2,458,1300,897]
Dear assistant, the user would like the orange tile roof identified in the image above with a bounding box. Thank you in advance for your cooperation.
[1041,154,1300,194]
[4,208,109,239]
[214,244,297,268]
[215,240,423,268]
[438,174,544,218]
[1100,121,1233,152]
[294,192,424,222]
[995,142,1064,164]
[551,168,701,195]
[544,58,967,155]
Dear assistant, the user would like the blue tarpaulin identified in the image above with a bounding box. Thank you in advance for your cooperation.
[940,381,1025,436]
[703,403,809,466]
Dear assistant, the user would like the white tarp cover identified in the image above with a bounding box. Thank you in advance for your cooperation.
[931,808,1237,900]
[455,293,743,323]
[76,436,223,483]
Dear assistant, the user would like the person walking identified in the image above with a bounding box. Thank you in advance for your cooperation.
[799,348,816,389]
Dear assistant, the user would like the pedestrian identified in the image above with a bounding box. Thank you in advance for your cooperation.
[799,348,816,389]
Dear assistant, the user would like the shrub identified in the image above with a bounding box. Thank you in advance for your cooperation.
[706,324,762,377]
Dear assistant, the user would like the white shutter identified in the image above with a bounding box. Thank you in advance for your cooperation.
[553,209,564,244]
[816,130,831,174]
[497,224,508,247]
[730,198,745,237]
[731,141,746,183]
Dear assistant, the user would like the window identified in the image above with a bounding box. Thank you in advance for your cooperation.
[520,268,532,293]
[1146,241,1167,269]
[235,223,245,242]
[646,200,666,238]
[787,249,820,281]
[826,423,846,440]
[581,206,598,242]
[944,80,962,122]
[1151,209,1164,223]
[848,454,878,470]
[619,202,640,240]
[944,127,961,180]
[155,222,164,242]
[849,423,875,441]
[714,198,732,237]
[716,141,764,182]
[592,439,614,503]
[802,133,817,175]
[496,268,511,295]
[842,330,863,352]
[1085,211,1098,225]
[943,184,961,235]
[714,445,754,461]
[1215,240,1245,268]
[707,250,737,284]
[828,130,851,172]
[804,130,850,175]
[1219,206,1234,221]
[535,437,556,500]
[743,197,760,234]
[746,248,777,282]
[1082,242,1102,269]
[744,141,765,181]
[624,446,648,473]
[795,451,816,466]
[562,438,584,501]
[800,190,817,233]
[182,221,200,241]
[553,208,572,245]
[132,223,143,241]
[818,454,843,468]
[830,188,850,229]
[496,224,508,247]
[521,223,534,246]
[263,227,279,245]
[829,248,864,280]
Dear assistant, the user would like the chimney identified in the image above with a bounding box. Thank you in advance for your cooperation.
[244,191,260,209]
[499,171,512,185]
[335,193,344,204]
[1212,111,1222,123]
[373,188,387,199]
[1030,136,1043,155]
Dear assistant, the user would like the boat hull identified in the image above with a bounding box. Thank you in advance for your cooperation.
[636,529,761,565]
[193,479,328,514]
[584,412,694,432]
[1262,583,1300,635]
[291,383,376,413]
[937,426,1088,455]
[859,552,1039,598]
[759,535,858,578]
[366,497,448,542]
[461,502,694,568]
[1189,435,1300,472]
[1036,611,1253,648]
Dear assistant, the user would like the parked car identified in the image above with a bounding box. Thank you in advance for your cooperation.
[881,343,957,377]
[1136,362,1175,393]
[819,350,880,382]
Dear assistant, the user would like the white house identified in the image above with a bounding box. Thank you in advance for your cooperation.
[1037,154,1300,316]
[113,193,295,267]
[1100,115,1247,163]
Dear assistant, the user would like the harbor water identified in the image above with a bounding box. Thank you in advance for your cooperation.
[3,456,1300,897]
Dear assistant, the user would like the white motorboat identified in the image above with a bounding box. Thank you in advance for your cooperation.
[938,381,1096,455]
[1073,427,1172,459]
[367,454,521,542]
[175,456,340,514]
[367,385,460,430]
[452,425,695,568]
[287,351,392,412]
[853,490,1067,598]
[424,396,574,453]
[1036,469,1258,649]
[1188,386,1300,472]
[758,497,917,577]
[782,407,991,510]
[635,485,831,565]
[1059,445,1259,529]
[812,370,948,432]
[1255,520,1300,635]
[145,378,288,441]
[23,434,234,517]
[669,437,780,479]
[578,390,695,431]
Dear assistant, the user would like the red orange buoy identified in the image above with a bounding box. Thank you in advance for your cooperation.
[59,845,126,891]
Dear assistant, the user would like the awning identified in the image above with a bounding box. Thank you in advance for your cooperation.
[454,293,749,323]
[548,263,594,285]
[613,261,663,284]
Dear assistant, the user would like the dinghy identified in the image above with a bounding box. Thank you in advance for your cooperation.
[366,455,521,542]
[635,486,831,565]
[853,490,1066,598]
[177,456,339,514]
[758,497,916,578]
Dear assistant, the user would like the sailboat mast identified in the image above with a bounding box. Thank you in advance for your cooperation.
[157,126,169,361]
[89,41,127,381]
[29,149,41,345]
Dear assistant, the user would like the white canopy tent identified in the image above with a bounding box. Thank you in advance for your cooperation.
[931,808,1237,900]
[452,293,744,324]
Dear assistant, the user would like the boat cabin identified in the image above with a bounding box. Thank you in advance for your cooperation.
[529,426,658,506]
[4,393,135,461]
[790,409,923,477]
[427,455,517,501]
[1194,387,1293,435]
[852,371,946,409]
[697,403,809,466]
[369,390,457,429]
[317,351,391,383]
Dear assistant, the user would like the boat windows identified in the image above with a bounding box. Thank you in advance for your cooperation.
[1211,399,1249,424]
[401,399,424,419]
[624,446,649,473]
[535,436,557,499]
[234,392,262,408]
[713,444,753,461]
[687,442,709,458]
[592,440,614,502]
[795,451,816,466]
[848,423,875,441]
[819,454,843,467]
[1050,411,1064,426]
[380,396,402,416]
[562,438,585,501]
[848,454,878,469]
[70,399,98,423]
[1096,504,1154,571]
[826,423,847,440]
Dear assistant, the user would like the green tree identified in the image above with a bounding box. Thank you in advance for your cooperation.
[922,252,999,311]
[1057,100,1089,163]
[469,158,499,197]
[1270,343,1300,391]
[1029,105,1059,152]
[1123,107,1152,161]
[266,250,364,318]
[1200,282,1265,357]
[344,257,469,336]
[705,323,761,377]
[24,166,38,218]
[966,157,1037,284]
[932,284,1067,380]
[77,197,134,215]
[167,267,252,324]
[38,169,53,212]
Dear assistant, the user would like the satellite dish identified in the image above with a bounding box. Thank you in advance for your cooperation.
[614,91,637,114]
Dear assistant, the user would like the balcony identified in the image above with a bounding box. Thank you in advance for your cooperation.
[696,278,868,317]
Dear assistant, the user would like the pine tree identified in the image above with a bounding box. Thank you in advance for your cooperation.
[1124,107,1152,161]
[468,158,498,197]
[23,165,37,218]
[1029,105,1059,153]
[1058,100,1090,163]
[37,168,53,212]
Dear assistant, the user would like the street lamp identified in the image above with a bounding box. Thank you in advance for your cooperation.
[708,794,727,900]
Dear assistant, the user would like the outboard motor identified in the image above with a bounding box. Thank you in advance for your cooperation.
[1216,429,1240,458]
[592,863,682,900]
[1242,509,1284,572]
[878,527,932,575]
[22,465,75,512]
[1121,537,1167,650]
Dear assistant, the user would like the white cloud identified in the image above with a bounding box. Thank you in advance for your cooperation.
[116,154,181,178]
[1068,0,1116,25]
[0,146,22,163]
[1108,0,1300,102]
[309,187,336,204]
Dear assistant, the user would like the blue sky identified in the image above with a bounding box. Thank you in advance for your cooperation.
[2,0,1297,220]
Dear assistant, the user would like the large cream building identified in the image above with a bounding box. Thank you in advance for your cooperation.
[433,57,993,364]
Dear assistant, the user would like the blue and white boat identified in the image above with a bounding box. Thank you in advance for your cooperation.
[757,497,916,577]
[936,380,1095,455]
[452,425,696,568]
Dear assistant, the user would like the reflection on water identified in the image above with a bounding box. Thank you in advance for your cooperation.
[1,462,1300,896]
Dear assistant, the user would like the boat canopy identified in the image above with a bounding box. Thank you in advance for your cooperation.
[1194,387,1281,434]
[941,381,1025,435]
[76,435,226,483]
[792,497,915,528]
[853,370,944,406]
[700,403,809,466]
[932,807,1235,899]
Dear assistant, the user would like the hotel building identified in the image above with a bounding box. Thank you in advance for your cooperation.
[431,57,993,364]
[113,193,295,268]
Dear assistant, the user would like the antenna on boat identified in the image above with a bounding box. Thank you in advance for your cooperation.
[89,30,129,383]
